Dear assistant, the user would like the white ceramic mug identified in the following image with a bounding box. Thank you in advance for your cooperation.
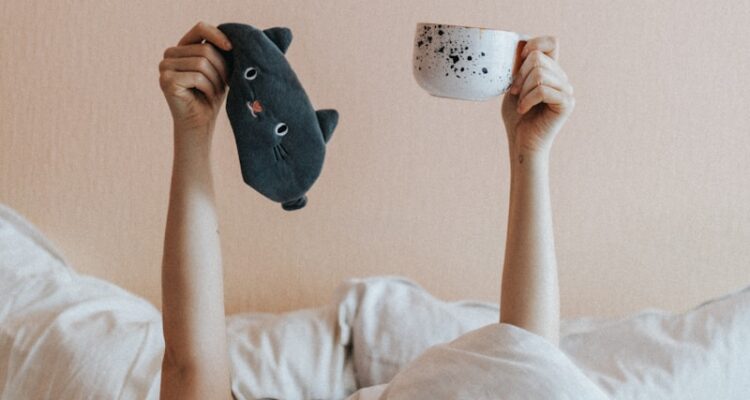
[413,22,528,101]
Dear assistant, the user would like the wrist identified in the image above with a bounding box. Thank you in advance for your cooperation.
[509,149,550,172]
[173,125,213,156]
[172,131,213,180]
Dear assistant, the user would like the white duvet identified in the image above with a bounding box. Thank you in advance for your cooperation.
[347,323,610,400]
[1,203,749,400]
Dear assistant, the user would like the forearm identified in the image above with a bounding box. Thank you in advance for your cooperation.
[160,128,230,380]
[500,150,560,345]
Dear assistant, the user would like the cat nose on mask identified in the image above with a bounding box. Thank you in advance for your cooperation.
[247,100,263,118]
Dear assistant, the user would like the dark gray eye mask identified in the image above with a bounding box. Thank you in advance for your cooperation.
[216,23,338,211]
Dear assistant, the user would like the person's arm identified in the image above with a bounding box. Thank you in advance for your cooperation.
[499,36,575,345]
[157,22,234,400]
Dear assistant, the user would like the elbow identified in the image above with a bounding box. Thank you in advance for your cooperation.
[162,344,193,375]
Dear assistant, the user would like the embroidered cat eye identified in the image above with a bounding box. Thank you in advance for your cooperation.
[274,123,288,136]
[244,67,258,80]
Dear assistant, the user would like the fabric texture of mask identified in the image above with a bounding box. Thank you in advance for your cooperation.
[217,22,339,211]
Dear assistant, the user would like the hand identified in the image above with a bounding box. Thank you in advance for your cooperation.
[159,21,233,137]
[501,36,575,159]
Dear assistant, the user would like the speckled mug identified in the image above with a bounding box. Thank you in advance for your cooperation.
[413,22,528,101]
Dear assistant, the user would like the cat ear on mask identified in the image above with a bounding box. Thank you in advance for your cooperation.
[316,109,339,143]
[263,27,293,53]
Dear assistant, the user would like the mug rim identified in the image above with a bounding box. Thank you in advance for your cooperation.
[416,21,520,35]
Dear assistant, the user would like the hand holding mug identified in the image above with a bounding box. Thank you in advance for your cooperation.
[501,36,575,158]
[412,24,574,159]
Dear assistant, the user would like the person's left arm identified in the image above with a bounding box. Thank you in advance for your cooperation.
[498,36,575,345]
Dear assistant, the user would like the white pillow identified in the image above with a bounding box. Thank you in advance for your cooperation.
[334,276,499,388]
[561,285,750,400]
[226,306,356,399]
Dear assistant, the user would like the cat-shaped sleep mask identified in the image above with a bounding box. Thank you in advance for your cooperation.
[217,23,339,211]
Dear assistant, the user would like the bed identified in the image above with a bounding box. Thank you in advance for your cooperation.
[1,203,748,399]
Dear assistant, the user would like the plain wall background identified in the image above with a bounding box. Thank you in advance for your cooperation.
[1,0,749,318]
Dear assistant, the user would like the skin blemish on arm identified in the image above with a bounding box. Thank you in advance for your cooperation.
[519,154,524,164]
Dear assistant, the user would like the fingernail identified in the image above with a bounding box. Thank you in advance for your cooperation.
[225,41,232,49]
[510,86,519,95]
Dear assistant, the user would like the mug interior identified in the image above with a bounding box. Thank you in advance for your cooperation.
[416,22,520,36]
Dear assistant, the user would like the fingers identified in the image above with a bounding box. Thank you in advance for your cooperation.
[517,66,573,101]
[509,35,561,96]
[510,50,567,95]
[518,50,568,84]
[160,24,232,103]
[521,35,559,60]
[159,70,217,102]
[159,57,224,96]
[178,21,232,51]
[162,43,228,82]
[506,35,574,115]
[517,84,575,115]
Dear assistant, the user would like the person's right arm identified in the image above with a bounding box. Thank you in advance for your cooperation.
[158,21,234,400]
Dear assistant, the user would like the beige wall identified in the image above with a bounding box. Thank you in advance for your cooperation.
[1,0,749,318]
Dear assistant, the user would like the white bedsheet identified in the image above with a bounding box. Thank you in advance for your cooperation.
[0,206,164,399]
[2,203,749,400]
